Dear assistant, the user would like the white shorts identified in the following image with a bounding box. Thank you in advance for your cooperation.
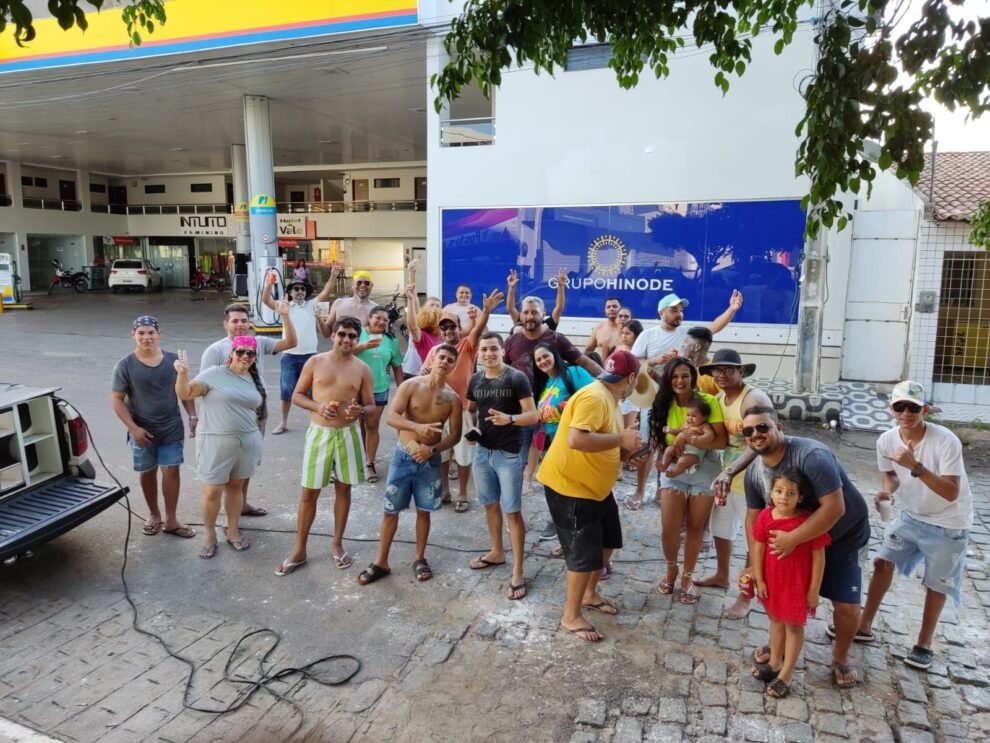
[709,491,748,541]
[196,431,263,485]
[441,420,473,468]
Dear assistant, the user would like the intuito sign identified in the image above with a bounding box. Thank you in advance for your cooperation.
[179,215,230,236]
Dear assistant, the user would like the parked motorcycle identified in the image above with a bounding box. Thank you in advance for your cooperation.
[190,270,227,292]
[47,260,89,295]
[381,289,409,339]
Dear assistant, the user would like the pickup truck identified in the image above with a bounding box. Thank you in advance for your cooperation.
[0,383,128,561]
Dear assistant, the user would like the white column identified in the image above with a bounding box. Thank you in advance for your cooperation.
[7,161,23,207]
[231,144,250,256]
[793,230,827,394]
[75,169,90,213]
[242,96,279,324]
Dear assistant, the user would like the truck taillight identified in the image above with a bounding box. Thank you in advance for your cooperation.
[137,269,147,274]
[68,417,88,457]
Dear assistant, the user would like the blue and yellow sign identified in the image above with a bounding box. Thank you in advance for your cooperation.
[0,0,418,74]
[249,194,277,215]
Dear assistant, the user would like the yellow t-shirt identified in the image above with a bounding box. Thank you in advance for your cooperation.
[537,382,621,501]
[663,391,724,446]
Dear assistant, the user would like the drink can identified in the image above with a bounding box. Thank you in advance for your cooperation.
[737,573,755,600]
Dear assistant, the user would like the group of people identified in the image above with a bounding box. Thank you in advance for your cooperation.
[111,269,974,701]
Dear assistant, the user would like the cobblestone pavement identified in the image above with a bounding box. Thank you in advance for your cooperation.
[2,294,990,742]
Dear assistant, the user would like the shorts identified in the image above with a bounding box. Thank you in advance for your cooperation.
[518,423,540,468]
[638,407,651,441]
[876,512,968,605]
[473,445,523,514]
[659,451,719,496]
[280,352,314,401]
[128,434,183,472]
[374,390,389,406]
[439,420,472,467]
[300,422,366,488]
[544,485,623,573]
[819,542,867,605]
[383,447,442,513]
[709,492,748,541]
[195,431,262,484]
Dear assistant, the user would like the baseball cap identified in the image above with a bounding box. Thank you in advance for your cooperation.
[438,311,460,329]
[657,294,689,312]
[598,350,639,383]
[891,380,926,406]
[132,315,159,331]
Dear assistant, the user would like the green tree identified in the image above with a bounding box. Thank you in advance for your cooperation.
[1,0,165,46]
[433,0,989,237]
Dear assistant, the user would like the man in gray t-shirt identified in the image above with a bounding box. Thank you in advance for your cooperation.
[110,315,196,539]
[199,301,294,517]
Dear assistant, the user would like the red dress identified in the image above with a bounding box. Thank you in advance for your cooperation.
[754,508,831,626]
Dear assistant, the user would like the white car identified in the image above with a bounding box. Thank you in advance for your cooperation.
[108,259,163,293]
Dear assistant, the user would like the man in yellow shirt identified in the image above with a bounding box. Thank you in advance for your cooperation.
[538,350,642,642]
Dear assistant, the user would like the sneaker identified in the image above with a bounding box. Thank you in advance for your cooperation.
[904,645,934,670]
[539,522,558,541]
[825,624,875,643]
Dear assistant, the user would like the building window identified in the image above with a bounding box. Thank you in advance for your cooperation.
[90,183,107,194]
[565,43,613,71]
[190,183,213,193]
[373,178,400,189]
[21,175,32,187]
[34,177,48,188]
[144,184,166,194]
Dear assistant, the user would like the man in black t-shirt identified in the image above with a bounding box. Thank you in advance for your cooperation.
[741,405,870,690]
[466,332,540,600]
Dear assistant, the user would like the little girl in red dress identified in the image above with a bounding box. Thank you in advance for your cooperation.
[751,467,830,698]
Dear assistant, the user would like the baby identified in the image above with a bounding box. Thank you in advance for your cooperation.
[660,397,716,477]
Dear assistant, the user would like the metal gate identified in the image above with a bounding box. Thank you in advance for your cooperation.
[932,251,990,404]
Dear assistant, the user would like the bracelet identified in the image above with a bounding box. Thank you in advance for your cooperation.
[188,416,198,421]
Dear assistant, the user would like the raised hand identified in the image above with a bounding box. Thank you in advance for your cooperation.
[275,298,291,317]
[173,349,189,375]
[506,269,518,288]
[729,289,744,312]
[483,289,504,311]
[556,266,568,284]
[888,439,917,469]
[405,282,417,300]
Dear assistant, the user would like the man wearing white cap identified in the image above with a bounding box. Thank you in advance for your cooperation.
[626,290,743,509]
[853,380,973,671]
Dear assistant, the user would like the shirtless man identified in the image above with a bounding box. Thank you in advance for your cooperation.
[585,297,623,361]
[357,344,463,585]
[322,270,378,334]
[275,316,375,576]
[443,284,482,333]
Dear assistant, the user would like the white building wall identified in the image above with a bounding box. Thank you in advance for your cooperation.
[120,173,228,205]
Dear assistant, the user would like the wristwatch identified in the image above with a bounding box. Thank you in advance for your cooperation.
[910,462,925,478]
[509,414,515,425]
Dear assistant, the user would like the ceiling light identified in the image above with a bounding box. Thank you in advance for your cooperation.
[408,107,426,113]
[318,140,336,144]
[74,130,89,135]
[51,155,65,159]
[170,147,185,151]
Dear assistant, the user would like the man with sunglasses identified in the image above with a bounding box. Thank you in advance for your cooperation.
[276,316,375,576]
[262,265,342,435]
[201,300,297,517]
[322,269,378,333]
[695,349,772,619]
[855,381,972,671]
[740,405,870,689]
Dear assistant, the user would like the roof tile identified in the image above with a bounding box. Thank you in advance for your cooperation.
[917,150,990,222]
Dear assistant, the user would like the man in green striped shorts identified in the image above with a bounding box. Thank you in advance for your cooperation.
[275,316,376,577]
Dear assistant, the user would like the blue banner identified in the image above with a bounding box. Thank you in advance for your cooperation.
[441,200,805,324]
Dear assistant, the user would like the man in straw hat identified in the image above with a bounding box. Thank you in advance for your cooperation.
[694,349,773,620]
[626,291,743,510]
[323,269,378,332]
[262,264,342,435]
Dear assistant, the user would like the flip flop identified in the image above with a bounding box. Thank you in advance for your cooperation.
[357,563,391,585]
[507,581,527,600]
[624,497,643,512]
[241,506,268,517]
[226,537,251,552]
[454,499,469,513]
[333,551,353,569]
[469,557,506,570]
[274,559,307,576]
[163,525,196,539]
[271,425,287,435]
[582,597,619,615]
[752,662,779,681]
[753,644,771,664]
[833,661,862,688]
[142,521,164,536]
[766,677,791,698]
[199,542,218,560]
[366,464,379,483]
[413,559,433,582]
[559,622,603,643]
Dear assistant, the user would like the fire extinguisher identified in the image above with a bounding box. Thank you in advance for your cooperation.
[313,187,322,203]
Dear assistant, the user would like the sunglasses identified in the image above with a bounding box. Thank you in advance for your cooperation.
[355,280,371,286]
[711,366,739,375]
[233,349,256,359]
[742,423,773,438]
[440,323,457,330]
[336,331,359,340]
[892,401,923,414]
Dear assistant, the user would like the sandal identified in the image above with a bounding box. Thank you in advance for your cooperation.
[657,563,679,595]
[333,551,353,569]
[582,597,618,615]
[163,525,196,539]
[241,505,268,517]
[225,536,251,552]
[559,622,603,643]
[624,496,643,512]
[413,559,433,582]
[142,520,164,536]
[274,558,307,576]
[357,563,391,585]
[679,573,699,604]
[832,661,862,688]
[365,464,379,483]
[753,644,771,664]
[198,542,218,560]
[766,677,790,698]
[507,581,527,600]
[752,662,779,682]
[454,499,469,513]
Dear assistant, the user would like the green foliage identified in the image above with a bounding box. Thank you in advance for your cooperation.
[0,0,166,46]
[433,0,990,239]
[972,201,990,251]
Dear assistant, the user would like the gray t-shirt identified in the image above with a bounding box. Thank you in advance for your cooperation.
[111,351,184,444]
[200,336,280,374]
[193,365,264,434]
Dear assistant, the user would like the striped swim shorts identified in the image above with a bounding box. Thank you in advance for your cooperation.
[300,422,367,489]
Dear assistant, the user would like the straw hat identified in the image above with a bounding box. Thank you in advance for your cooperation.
[628,360,658,408]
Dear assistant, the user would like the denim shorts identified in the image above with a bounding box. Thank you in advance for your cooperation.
[659,450,719,497]
[473,445,523,514]
[374,390,389,407]
[280,352,314,401]
[383,447,442,513]
[877,512,968,605]
[128,434,183,472]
